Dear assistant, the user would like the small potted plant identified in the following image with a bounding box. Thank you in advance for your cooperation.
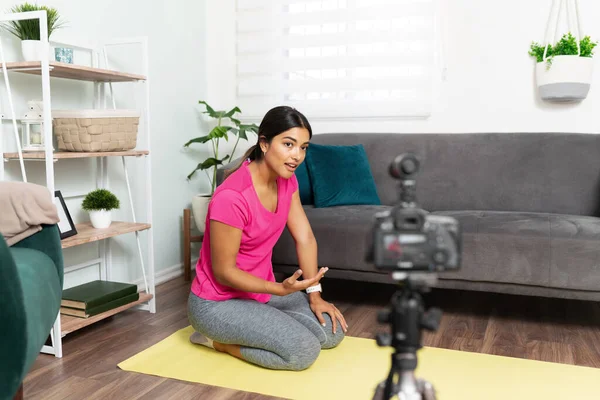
[183,100,258,232]
[1,3,66,61]
[82,189,120,229]
[529,33,597,102]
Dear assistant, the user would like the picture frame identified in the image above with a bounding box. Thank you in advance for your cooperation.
[54,190,77,240]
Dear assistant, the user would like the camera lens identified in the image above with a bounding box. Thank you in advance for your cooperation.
[401,159,417,174]
[433,250,447,264]
[390,153,420,179]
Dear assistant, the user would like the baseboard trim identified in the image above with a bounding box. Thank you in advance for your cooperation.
[133,258,198,288]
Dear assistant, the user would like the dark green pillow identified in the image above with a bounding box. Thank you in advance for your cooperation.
[294,161,313,205]
[305,143,381,208]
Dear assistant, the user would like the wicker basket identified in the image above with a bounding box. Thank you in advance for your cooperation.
[52,109,140,152]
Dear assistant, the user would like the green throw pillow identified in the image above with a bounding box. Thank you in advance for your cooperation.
[305,143,381,208]
[294,161,313,205]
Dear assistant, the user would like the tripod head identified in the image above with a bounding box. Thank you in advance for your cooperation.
[372,273,441,400]
[376,273,440,346]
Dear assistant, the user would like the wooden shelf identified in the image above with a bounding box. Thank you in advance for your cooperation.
[61,221,151,249]
[0,61,146,82]
[60,292,153,336]
[3,150,149,160]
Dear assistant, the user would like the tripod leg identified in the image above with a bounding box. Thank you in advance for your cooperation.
[417,379,437,400]
[383,360,396,400]
[372,357,396,400]
[372,381,386,400]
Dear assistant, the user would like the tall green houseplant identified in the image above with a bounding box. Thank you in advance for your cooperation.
[184,101,258,194]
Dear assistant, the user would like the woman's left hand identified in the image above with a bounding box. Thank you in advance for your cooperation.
[309,297,348,334]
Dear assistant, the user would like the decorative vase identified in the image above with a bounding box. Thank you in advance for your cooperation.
[21,40,54,62]
[89,209,112,229]
[535,55,594,102]
[191,195,212,233]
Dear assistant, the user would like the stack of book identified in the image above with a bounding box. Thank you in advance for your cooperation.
[60,280,139,318]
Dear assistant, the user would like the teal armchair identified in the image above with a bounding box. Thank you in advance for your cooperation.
[0,224,64,400]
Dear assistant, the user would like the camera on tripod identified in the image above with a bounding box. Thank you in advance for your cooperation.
[367,153,461,273]
[366,153,462,400]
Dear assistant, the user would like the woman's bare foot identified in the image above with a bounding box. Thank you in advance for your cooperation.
[214,342,243,360]
[190,332,244,360]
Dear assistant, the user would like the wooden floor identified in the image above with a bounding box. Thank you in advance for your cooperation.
[24,276,600,400]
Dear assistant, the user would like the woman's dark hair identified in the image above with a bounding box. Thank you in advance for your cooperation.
[225,106,312,177]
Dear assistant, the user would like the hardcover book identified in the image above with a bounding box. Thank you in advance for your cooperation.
[61,280,137,310]
[60,292,140,318]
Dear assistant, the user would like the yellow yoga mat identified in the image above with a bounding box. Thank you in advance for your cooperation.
[118,326,599,400]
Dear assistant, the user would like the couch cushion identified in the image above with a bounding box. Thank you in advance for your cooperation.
[273,205,389,273]
[308,132,600,216]
[433,210,600,291]
[274,207,600,292]
[305,143,381,208]
[295,161,313,205]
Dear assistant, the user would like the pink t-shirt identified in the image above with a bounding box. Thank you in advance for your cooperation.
[191,159,299,303]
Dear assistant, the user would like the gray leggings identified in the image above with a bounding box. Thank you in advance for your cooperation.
[187,291,345,371]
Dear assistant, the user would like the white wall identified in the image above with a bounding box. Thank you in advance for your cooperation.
[1,1,207,289]
[207,0,600,134]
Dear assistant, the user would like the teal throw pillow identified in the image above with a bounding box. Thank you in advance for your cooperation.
[305,143,381,208]
[294,161,313,205]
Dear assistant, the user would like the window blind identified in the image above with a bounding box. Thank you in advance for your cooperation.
[235,0,436,119]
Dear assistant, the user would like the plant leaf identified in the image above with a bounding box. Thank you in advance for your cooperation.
[236,123,259,141]
[209,125,232,139]
[528,32,598,64]
[0,3,66,40]
[224,107,241,118]
[184,126,233,147]
[186,155,231,180]
[198,100,229,119]
[183,134,212,147]
[198,100,218,117]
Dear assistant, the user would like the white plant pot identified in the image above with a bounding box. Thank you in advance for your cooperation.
[191,195,212,234]
[21,40,54,62]
[89,209,112,229]
[535,55,594,102]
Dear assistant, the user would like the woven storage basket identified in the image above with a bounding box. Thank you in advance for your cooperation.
[52,109,140,152]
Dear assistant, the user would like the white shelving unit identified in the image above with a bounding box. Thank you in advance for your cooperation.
[0,11,155,358]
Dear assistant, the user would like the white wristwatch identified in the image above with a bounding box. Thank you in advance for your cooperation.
[306,283,322,294]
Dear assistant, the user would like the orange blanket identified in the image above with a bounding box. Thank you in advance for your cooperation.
[0,182,59,246]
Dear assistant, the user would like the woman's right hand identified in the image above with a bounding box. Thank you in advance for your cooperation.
[276,267,328,296]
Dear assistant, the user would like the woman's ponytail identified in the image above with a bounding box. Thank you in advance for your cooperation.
[224,143,261,178]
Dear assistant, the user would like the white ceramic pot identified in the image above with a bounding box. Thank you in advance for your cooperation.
[89,209,112,229]
[21,40,54,62]
[535,55,594,102]
[191,195,212,233]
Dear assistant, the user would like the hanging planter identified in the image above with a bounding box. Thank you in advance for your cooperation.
[528,0,597,103]
[534,48,595,103]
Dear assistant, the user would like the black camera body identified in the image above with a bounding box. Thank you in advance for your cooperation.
[368,153,461,273]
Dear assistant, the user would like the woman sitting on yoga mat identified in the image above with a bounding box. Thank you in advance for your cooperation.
[188,106,347,371]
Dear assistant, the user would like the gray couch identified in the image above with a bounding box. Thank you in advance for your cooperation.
[265,132,600,302]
